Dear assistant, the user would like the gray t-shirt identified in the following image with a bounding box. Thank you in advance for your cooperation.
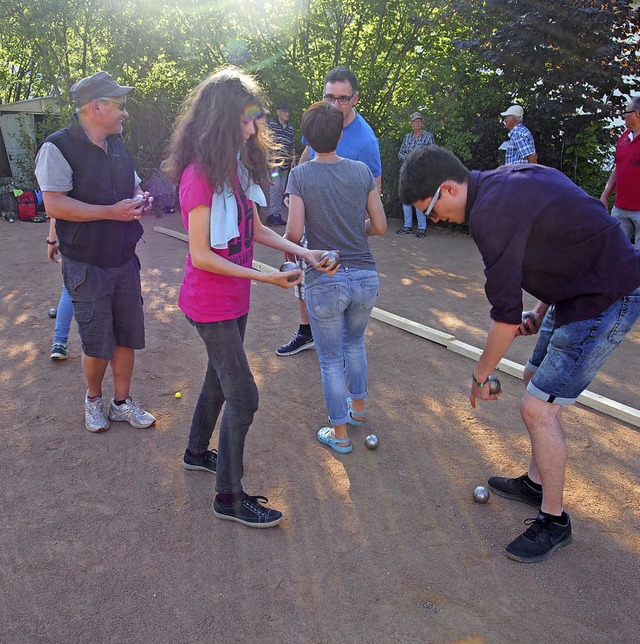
[286,159,377,281]
[35,141,141,192]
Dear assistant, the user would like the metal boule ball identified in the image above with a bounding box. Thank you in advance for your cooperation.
[320,250,339,270]
[473,485,490,503]
[488,374,501,395]
[48,308,57,318]
[279,261,299,282]
[364,434,379,450]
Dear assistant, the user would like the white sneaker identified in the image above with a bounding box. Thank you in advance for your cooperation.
[84,392,110,433]
[108,397,156,428]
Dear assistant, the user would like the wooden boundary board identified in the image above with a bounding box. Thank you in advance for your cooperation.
[153,225,640,428]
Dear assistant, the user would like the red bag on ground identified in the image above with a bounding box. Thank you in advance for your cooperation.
[17,190,37,221]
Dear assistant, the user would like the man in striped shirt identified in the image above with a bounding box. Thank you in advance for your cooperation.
[266,101,296,227]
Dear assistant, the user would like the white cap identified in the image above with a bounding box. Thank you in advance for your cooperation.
[501,105,524,118]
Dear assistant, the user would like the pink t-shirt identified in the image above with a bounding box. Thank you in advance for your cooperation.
[178,163,255,323]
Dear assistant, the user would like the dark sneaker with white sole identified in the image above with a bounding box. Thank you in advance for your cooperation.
[183,449,217,473]
[506,512,572,563]
[275,331,315,356]
[50,342,69,360]
[213,493,283,528]
[488,473,543,508]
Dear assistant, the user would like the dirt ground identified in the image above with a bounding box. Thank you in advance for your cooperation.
[1,211,639,644]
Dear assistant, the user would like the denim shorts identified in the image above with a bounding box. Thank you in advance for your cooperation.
[526,289,640,404]
[62,255,145,360]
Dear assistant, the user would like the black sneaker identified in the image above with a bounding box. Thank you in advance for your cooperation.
[213,493,283,528]
[506,512,572,563]
[488,473,543,508]
[266,214,287,227]
[396,226,413,235]
[275,331,315,356]
[416,229,427,238]
[183,449,217,473]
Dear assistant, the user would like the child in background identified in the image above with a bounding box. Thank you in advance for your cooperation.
[47,218,74,360]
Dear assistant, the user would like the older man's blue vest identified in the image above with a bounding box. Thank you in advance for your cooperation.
[46,116,142,267]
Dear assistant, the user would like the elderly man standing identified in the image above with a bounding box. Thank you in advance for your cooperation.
[35,71,155,433]
[397,111,435,237]
[500,105,538,165]
[600,96,640,245]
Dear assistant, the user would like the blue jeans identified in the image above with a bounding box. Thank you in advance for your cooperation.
[402,204,427,230]
[611,206,640,246]
[54,284,74,344]
[305,268,379,425]
[187,314,259,494]
[526,289,640,404]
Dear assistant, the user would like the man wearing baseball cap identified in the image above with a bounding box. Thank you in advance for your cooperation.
[397,111,436,236]
[35,71,156,433]
[500,104,538,165]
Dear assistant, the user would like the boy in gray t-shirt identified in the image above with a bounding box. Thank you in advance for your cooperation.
[284,101,387,455]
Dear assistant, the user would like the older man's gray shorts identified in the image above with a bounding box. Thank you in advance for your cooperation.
[62,255,145,360]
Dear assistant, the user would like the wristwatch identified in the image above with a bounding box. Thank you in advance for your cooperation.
[472,373,489,388]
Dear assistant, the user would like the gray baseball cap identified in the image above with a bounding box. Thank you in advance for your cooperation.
[70,71,134,107]
[409,112,423,121]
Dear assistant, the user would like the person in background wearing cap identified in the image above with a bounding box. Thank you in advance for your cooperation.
[35,71,156,434]
[266,101,296,227]
[600,95,640,246]
[500,104,538,165]
[397,112,435,237]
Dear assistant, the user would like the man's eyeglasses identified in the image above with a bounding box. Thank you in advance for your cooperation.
[323,92,356,105]
[623,109,638,115]
[99,98,127,111]
[423,185,441,220]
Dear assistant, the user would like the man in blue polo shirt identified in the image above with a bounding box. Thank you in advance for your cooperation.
[400,145,640,564]
[276,66,382,357]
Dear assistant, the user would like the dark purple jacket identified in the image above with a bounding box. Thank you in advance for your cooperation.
[465,164,640,327]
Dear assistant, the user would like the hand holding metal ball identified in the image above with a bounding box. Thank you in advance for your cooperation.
[320,250,339,271]
[279,261,299,282]
[488,374,501,395]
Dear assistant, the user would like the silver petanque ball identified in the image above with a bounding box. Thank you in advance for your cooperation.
[364,434,379,450]
[48,308,57,318]
[473,485,490,503]
[279,261,299,282]
[320,250,339,270]
[488,374,501,395]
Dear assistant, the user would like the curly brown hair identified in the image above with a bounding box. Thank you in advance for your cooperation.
[161,67,275,191]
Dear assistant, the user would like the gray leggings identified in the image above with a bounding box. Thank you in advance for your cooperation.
[187,314,259,494]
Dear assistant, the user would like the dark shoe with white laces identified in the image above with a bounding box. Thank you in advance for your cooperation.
[50,342,69,360]
[416,229,427,238]
[275,331,315,356]
[506,512,572,563]
[396,226,413,235]
[213,493,283,528]
[183,449,217,473]
[488,473,543,508]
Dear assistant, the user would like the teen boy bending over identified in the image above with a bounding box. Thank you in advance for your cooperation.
[400,145,640,563]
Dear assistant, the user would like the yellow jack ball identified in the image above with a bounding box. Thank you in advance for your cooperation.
[175,392,181,399]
